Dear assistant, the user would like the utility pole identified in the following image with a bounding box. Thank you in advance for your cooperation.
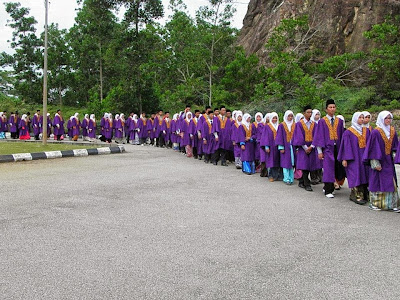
[42,0,49,145]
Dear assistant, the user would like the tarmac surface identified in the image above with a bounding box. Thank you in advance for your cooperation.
[1,144,399,299]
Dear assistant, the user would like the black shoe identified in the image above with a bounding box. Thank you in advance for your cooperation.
[298,183,305,189]
[305,186,313,192]
[221,162,228,166]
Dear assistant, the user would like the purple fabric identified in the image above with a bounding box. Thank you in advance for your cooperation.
[71,118,80,136]
[147,119,156,139]
[53,115,64,135]
[201,118,216,154]
[114,119,123,138]
[238,125,255,162]
[363,129,398,192]
[81,119,89,137]
[129,119,137,140]
[292,121,319,171]
[252,122,263,161]
[32,115,41,135]
[162,119,172,143]
[39,116,51,133]
[88,120,96,138]
[212,116,231,151]
[276,123,294,169]
[230,122,241,157]
[181,120,191,146]
[155,116,163,136]
[8,116,18,133]
[18,120,28,136]
[189,119,198,148]
[137,118,148,139]
[337,129,370,188]
[313,117,345,182]
[125,117,131,137]
[104,119,113,139]
[260,124,280,167]
[67,120,72,137]
[1,116,7,132]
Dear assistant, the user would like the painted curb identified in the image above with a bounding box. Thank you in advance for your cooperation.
[0,146,125,163]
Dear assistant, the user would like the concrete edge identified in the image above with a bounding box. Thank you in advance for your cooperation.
[0,146,125,163]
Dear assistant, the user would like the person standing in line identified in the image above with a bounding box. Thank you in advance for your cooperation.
[276,110,296,185]
[8,112,18,139]
[32,110,41,140]
[125,112,133,143]
[53,110,64,141]
[231,111,243,169]
[67,116,73,140]
[338,112,370,205]
[212,106,229,166]
[181,111,193,157]
[0,112,6,139]
[202,110,215,164]
[293,105,317,192]
[88,114,97,142]
[362,111,373,132]
[39,112,52,138]
[238,113,256,175]
[252,112,264,172]
[260,112,282,182]
[147,113,156,145]
[113,114,124,144]
[104,113,113,143]
[71,113,80,141]
[310,109,322,185]
[155,110,164,147]
[190,110,201,159]
[313,99,345,198]
[18,114,30,140]
[364,111,400,212]
[81,114,90,141]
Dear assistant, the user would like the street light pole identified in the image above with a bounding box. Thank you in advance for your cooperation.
[42,0,49,145]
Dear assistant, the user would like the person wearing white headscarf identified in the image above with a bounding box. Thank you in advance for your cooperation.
[364,111,400,211]
[70,113,80,141]
[362,111,372,131]
[313,99,346,198]
[311,109,321,124]
[263,113,271,124]
[260,112,281,181]
[337,115,345,128]
[113,114,124,144]
[276,110,295,184]
[295,113,304,123]
[180,111,194,157]
[103,112,113,143]
[88,114,97,142]
[170,113,180,151]
[231,111,243,169]
[82,113,90,141]
[252,112,264,171]
[338,112,369,205]
[18,114,30,140]
[238,113,256,175]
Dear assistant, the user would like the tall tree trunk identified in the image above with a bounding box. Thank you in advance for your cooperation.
[99,42,103,103]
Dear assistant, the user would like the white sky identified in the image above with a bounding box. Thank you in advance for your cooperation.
[0,0,250,53]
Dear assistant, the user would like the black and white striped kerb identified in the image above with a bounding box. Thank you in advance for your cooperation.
[0,146,125,163]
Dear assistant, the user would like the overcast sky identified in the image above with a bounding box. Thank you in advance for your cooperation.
[0,0,250,53]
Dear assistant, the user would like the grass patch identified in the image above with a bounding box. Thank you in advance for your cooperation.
[0,142,98,155]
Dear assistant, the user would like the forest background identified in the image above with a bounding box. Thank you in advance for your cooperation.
[1,0,400,121]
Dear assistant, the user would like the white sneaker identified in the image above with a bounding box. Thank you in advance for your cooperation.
[369,205,381,211]
[325,193,334,198]
[392,208,400,213]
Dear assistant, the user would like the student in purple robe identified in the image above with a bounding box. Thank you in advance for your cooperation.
[259,113,270,177]
[260,112,282,181]
[0,112,5,139]
[100,113,107,139]
[137,112,148,145]
[67,117,73,140]
[18,114,30,140]
[292,106,317,191]
[8,112,18,139]
[202,110,215,163]
[155,110,164,147]
[125,112,133,143]
[181,112,194,157]
[113,114,124,144]
[81,114,89,141]
[364,111,400,212]
[313,99,345,198]
[39,113,51,138]
[276,110,295,185]
[196,109,209,159]
[238,113,256,175]
[231,111,243,169]
[53,110,64,140]
[71,113,80,141]
[189,110,201,159]
[129,114,139,145]
[32,110,41,140]
[146,114,156,145]
[162,112,171,148]
[252,112,264,171]
[362,111,373,132]
[211,106,229,166]
[88,114,97,141]
[337,112,370,204]
[170,114,179,151]
[310,109,322,185]
[104,114,113,143]
[225,109,235,163]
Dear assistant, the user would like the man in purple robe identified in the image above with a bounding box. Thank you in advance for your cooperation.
[146,113,156,145]
[190,110,201,159]
[32,110,41,140]
[53,110,65,140]
[8,112,18,139]
[201,110,215,163]
[212,106,230,166]
[155,110,164,147]
[137,112,148,145]
[313,99,345,198]
[161,112,171,148]
[293,105,318,192]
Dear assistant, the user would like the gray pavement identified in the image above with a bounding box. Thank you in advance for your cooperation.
[1,144,399,300]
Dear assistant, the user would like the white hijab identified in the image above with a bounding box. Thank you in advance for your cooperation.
[115,114,120,120]
[295,113,304,123]
[242,113,251,129]
[351,112,364,134]
[74,112,79,120]
[84,114,89,120]
[263,113,271,123]
[232,110,238,120]
[311,109,320,124]
[235,111,243,125]
[269,112,279,130]
[90,114,95,121]
[132,114,138,122]
[376,111,392,138]
[173,113,179,121]
[185,112,193,122]
[21,114,27,122]
[337,115,345,128]
[362,111,371,128]
[104,113,109,119]
[120,113,125,121]
[255,112,263,124]
[283,110,294,131]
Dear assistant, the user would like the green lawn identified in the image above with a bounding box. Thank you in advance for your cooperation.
[0,142,98,155]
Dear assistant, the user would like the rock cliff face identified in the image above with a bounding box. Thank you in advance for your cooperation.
[238,0,400,61]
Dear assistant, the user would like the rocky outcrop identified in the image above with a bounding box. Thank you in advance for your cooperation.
[238,0,400,61]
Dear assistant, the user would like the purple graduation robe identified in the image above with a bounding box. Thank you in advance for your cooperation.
[190,118,199,149]
[88,119,96,138]
[212,115,231,151]
[181,119,192,146]
[32,114,41,135]
[260,123,280,168]
[252,122,263,161]
[8,115,18,133]
[114,119,123,138]
[125,117,131,138]
[129,119,137,140]
[276,122,295,169]
[137,118,148,139]
[72,118,80,136]
[18,119,29,137]
[238,124,255,162]
[363,127,398,192]
[231,121,241,158]
[292,120,319,171]
[162,119,171,143]
[313,116,345,183]
[39,116,51,134]
[104,119,113,139]
[338,127,370,188]
[147,119,156,139]
[53,115,65,136]
[201,117,215,154]
[81,118,89,137]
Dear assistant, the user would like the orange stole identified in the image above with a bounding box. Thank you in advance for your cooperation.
[253,122,258,128]
[377,126,395,155]
[218,115,227,129]
[282,122,295,142]
[323,116,339,141]
[300,120,315,142]
[165,119,171,129]
[243,125,252,139]
[268,123,277,139]
[205,118,212,134]
[142,118,147,126]
[347,127,367,149]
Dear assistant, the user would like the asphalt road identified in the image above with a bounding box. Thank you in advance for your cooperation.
[1,144,399,300]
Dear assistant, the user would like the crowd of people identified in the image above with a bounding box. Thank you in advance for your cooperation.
[1,100,400,213]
